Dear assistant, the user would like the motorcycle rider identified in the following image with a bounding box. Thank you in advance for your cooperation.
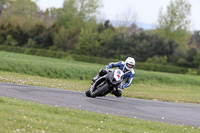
[92,57,135,97]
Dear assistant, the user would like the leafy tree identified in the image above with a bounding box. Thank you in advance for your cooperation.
[177,58,187,66]
[97,28,116,57]
[56,0,101,29]
[186,47,198,63]
[193,53,200,68]
[189,31,200,49]
[146,56,168,65]
[0,23,29,46]
[0,0,42,31]
[4,35,17,46]
[26,24,46,48]
[0,0,13,16]
[97,20,114,33]
[75,28,102,56]
[40,24,60,49]
[121,32,179,62]
[0,36,3,44]
[5,0,39,16]
[77,0,101,21]
[43,8,58,27]
[54,0,102,52]
[170,46,187,64]
[26,38,37,48]
[53,26,79,51]
[75,21,115,57]
[156,0,191,45]
[170,46,198,67]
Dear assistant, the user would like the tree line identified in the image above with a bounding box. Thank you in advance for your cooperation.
[0,0,200,68]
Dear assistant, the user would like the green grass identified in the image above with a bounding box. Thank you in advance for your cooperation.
[0,51,102,80]
[0,51,200,103]
[1,51,200,85]
[0,70,200,104]
[1,97,199,133]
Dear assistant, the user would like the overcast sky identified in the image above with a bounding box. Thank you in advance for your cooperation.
[36,0,200,31]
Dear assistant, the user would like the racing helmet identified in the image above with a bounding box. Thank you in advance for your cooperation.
[125,57,135,71]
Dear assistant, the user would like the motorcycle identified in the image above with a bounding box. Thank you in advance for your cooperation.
[85,69,124,98]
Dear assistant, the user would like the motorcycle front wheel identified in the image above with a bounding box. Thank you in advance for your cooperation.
[85,89,91,97]
[91,82,109,98]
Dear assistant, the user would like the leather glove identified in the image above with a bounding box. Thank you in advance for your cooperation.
[121,85,125,89]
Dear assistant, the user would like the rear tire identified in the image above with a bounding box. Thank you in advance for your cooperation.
[91,82,109,98]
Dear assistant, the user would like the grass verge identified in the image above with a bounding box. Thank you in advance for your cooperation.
[1,51,200,86]
[1,97,199,133]
[0,70,200,104]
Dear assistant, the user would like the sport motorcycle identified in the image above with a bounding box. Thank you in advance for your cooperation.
[85,69,124,98]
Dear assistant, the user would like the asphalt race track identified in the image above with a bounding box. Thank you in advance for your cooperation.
[0,82,200,127]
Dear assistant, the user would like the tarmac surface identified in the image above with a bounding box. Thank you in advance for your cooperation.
[0,82,200,127]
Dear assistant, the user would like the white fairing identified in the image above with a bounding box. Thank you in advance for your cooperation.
[113,69,124,81]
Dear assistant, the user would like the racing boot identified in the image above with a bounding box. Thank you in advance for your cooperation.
[111,88,122,98]
[92,69,107,82]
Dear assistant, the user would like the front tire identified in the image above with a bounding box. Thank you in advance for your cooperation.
[91,82,109,98]
[85,89,91,97]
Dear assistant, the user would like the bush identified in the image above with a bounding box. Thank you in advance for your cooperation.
[136,62,189,74]
[193,53,200,68]
[0,45,25,53]
[0,46,69,59]
[24,48,37,55]
[71,54,118,65]
[177,58,187,66]
[146,56,167,65]
[187,68,197,75]
[4,35,17,46]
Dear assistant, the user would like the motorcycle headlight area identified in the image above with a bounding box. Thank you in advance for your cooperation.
[113,69,124,81]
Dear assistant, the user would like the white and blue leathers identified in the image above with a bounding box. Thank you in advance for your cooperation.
[105,61,135,89]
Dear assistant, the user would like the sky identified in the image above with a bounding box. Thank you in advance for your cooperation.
[36,0,200,31]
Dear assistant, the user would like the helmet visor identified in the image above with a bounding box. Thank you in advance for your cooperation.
[126,63,134,68]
